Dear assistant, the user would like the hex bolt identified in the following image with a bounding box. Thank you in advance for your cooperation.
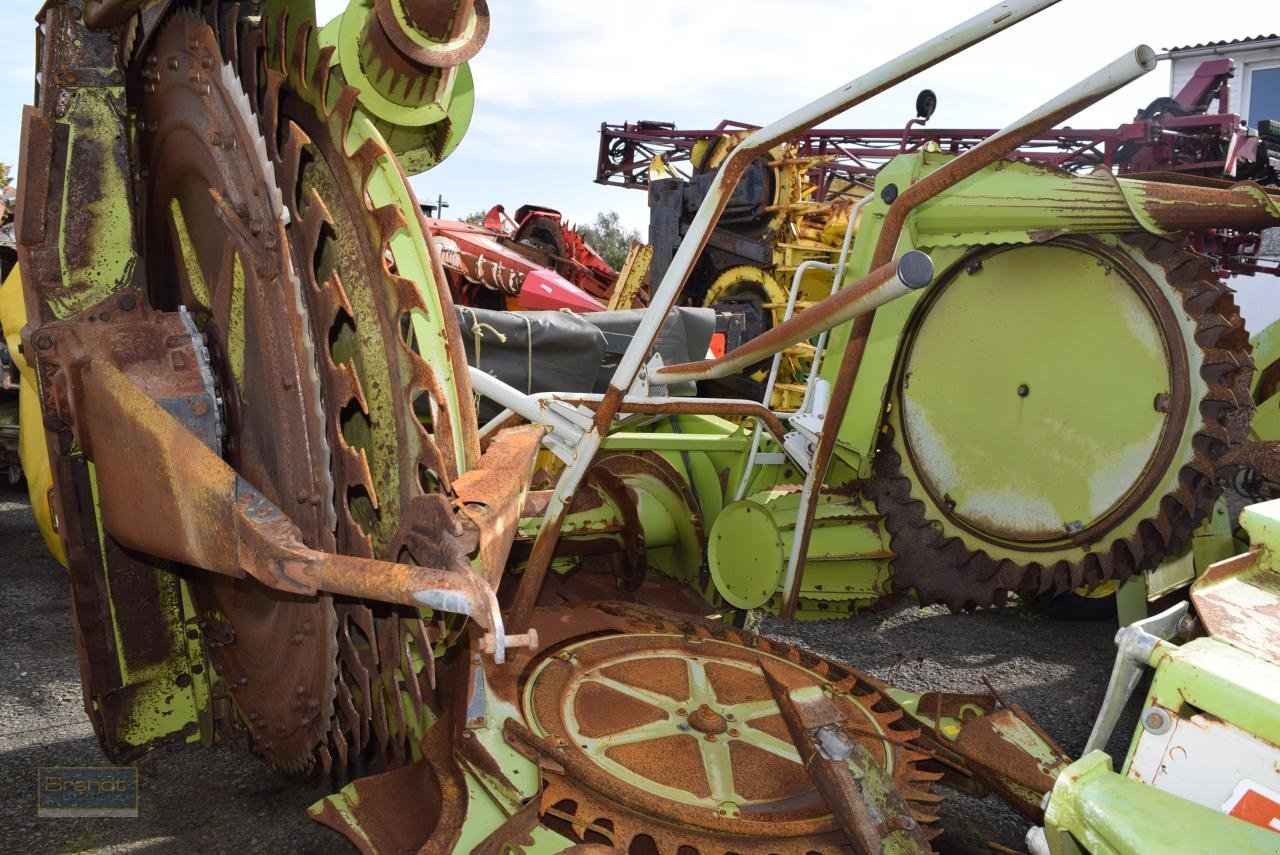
[35,333,54,351]
[119,293,137,311]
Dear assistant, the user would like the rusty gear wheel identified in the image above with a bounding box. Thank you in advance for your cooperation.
[137,11,338,775]
[225,6,480,775]
[867,234,1253,610]
[519,604,943,853]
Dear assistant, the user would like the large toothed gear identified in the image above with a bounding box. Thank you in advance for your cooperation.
[226,3,483,774]
[866,234,1254,610]
[137,11,339,775]
[130,3,483,776]
[518,604,944,854]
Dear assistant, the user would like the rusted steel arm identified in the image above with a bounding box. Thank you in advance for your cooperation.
[75,357,534,660]
[653,251,933,386]
[599,0,1061,426]
[779,45,1158,620]
[1120,177,1280,233]
[544,394,791,449]
[761,658,931,854]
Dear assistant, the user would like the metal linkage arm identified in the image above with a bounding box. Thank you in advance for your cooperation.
[604,0,1063,408]
[780,44,1159,619]
[655,251,933,386]
[37,304,534,663]
[506,0,1063,633]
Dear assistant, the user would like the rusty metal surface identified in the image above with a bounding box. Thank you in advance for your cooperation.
[239,5,488,775]
[309,714,469,853]
[372,0,490,68]
[1213,440,1280,485]
[134,12,341,772]
[761,657,932,854]
[951,705,1070,821]
[85,0,148,29]
[503,602,944,853]
[453,424,545,587]
[1131,179,1280,233]
[1191,550,1280,661]
[33,309,508,626]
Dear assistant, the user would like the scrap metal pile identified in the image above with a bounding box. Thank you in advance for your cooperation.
[4,0,1280,852]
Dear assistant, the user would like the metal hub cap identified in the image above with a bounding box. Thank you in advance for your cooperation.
[687,704,729,735]
[523,632,899,834]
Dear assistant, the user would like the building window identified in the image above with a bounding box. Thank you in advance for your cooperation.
[1247,65,1280,130]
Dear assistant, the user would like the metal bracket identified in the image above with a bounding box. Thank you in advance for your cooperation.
[1081,600,1190,755]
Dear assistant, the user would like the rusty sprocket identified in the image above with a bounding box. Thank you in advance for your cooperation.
[868,234,1253,610]
[137,11,338,774]
[226,5,480,775]
[517,603,944,853]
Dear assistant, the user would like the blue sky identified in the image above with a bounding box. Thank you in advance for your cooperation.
[1,0,1274,228]
[1,1,1277,321]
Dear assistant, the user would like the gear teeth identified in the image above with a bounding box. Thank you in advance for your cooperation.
[310,44,337,103]
[291,20,315,91]
[353,137,388,186]
[332,84,361,141]
[262,68,287,161]
[325,269,357,321]
[871,235,1255,608]
[282,122,316,210]
[401,632,424,712]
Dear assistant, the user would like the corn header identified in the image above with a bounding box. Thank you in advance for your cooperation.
[7,0,1280,852]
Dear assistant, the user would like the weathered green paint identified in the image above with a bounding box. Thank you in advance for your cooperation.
[87,464,210,750]
[896,241,1174,544]
[1041,751,1280,855]
[708,499,784,608]
[50,89,140,320]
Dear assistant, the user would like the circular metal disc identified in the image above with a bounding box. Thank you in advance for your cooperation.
[708,500,784,609]
[899,241,1175,545]
[522,632,898,837]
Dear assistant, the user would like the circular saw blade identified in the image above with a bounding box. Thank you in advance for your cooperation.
[137,11,338,774]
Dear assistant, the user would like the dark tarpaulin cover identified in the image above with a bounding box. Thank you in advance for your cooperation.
[455,306,716,421]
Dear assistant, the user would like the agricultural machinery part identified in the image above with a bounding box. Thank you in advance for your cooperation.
[12,0,1280,851]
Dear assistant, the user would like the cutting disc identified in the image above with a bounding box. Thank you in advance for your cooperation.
[137,12,337,774]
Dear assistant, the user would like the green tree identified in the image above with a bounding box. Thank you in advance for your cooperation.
[576,211,639,271]
[461,210,487,225]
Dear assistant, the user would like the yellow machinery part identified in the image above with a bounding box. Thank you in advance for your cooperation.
[0,267,66,566]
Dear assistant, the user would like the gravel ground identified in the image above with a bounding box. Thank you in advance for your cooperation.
[1,479,1145,854]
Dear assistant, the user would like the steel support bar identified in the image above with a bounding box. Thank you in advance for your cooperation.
[655,252,933,385]
[603,0,1061,411]
[780,44,1157,619]
[507,0,1061,634]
